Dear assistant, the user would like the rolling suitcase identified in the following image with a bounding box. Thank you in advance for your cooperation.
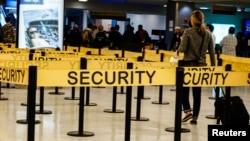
[214,96,249,125]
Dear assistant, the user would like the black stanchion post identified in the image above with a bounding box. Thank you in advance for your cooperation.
[224,64,232,125]
[165,65,190,141]
[131,84,149,121]
[0,82,8,100]
[152,53,169,105]
[116,53,126,94]
[27,66,37,141]
[17,66,41,124]
[117,86,126,94]
[122,48,125,58]
[124,62,133,141]
[85,86,97,106]
[104,86,124,113]
[206,58,223,119]
[98,47,101,55]
[48,44,64,95]
[48,87,65,95]
[26,66,38,141]
[134,56,150,100]
[64,87,79,100]
[156,48,159,54]
[67,58,94,137]
[35,87,52,114]
[141,44,145,59]
[20,53,39,106]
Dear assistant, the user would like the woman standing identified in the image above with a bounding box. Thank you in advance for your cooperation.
[178,10,216,125]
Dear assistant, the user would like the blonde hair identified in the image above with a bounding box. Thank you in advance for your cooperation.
[191,10,206,36]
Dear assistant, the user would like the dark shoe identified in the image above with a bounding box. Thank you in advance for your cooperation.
[182,114,192,122]
[190,120,197,125]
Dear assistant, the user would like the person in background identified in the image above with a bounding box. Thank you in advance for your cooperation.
[134,24,150,44]
[82,23,93,47]
[93,25,107,48]
[109,25,122,50]
[1,16,15,43]
[92,25,98,40]
[206,24,216,48]
[170,26,182,51]
[68,24,83,47]
[178,10,216,125]
[122,24,135,42]
[235,32,245,57]
[220,26,237,56]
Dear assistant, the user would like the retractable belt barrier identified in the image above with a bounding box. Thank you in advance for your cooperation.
[2,48,250,141]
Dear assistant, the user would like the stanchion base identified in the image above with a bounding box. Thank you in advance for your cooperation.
[85,103,97,106]
[206,115,217,119]
[16,119,41,124]
[36,110,52,114]
[134,97,151,100]
[116,92,126,94]
[152,101,169,105]
[48,92,65,95]
[104,109,124,113]
[0,97,8,100]
[131,117,149,121]
[20,103,40,106]
[92,86,105,88]
[67,131,94,137]
[209,96,216,100]
[64,97,80,100]
[165,127,190,133]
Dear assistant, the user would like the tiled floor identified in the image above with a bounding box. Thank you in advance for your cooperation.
[0,84,249,141]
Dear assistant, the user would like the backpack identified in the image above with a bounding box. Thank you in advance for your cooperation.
[82,29,90,46]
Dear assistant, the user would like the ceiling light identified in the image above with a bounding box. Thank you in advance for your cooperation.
[199,7,209,10]
[79,0,88,2]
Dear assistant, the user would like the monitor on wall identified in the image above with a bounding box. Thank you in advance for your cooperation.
[5,0,17,9]
[212,23,235,44]
[242,19,250,37]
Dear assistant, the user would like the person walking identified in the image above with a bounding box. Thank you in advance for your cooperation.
[1,16,15,43]
[220,26,237,56]
[178,10,216,125]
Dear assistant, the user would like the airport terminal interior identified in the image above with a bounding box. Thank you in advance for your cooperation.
[0,1,250,141]
[0,84,249,141]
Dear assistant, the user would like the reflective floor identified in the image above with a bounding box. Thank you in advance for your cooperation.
[0,84,249,141]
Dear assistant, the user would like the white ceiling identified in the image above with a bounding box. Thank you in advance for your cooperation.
[123,0,250,10]
[127,0,250,7]
[77,0,250,12]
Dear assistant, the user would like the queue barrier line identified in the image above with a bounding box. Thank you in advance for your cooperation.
[0,61,247,141]
[220,54,250,72]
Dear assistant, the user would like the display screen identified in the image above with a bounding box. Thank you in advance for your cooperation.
[212,23,235,44]
[18,0,64,49]
[242,19,250,37]
[5,0,17,9]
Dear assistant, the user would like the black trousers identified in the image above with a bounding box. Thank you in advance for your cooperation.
[179,60,202,119]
